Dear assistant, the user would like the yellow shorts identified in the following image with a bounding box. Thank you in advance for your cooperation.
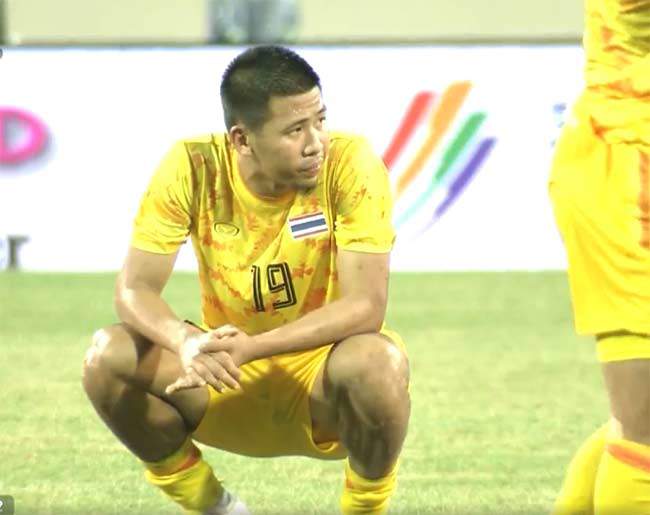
[549,114,650,336]
[597,333,650,362]
[191,327,405,460]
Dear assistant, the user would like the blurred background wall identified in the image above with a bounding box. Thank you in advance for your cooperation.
[1,0,581,271]
[4,0,583,45]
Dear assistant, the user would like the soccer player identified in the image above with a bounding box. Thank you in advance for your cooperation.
[81,46,410,515]
[549,1,650,513]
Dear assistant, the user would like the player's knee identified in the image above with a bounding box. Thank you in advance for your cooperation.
[333,335,409,405]
[82,325,136,384]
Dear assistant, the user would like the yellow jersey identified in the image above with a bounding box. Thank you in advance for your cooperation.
[579,0,650,142]
[131,132,395,334]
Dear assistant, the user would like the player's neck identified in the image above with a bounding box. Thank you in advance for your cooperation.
[237,155,292,199]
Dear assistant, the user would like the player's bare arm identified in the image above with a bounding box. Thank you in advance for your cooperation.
[251,248,388,357]
[115,246,241,393]
[168,249,389,394]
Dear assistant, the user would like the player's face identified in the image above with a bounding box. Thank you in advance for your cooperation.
[250,86,329,192]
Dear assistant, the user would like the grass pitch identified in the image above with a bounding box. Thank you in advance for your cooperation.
[0,271,604,514]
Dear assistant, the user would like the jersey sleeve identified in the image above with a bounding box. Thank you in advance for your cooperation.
[332,137,396,253]
[131,141,194,254]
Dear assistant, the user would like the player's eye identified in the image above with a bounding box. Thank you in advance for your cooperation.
[312,117,326,131]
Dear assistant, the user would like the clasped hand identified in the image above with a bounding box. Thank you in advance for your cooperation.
[165,325,253,395]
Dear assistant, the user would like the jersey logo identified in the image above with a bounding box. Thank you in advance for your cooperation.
[288,211,329,239]
[213,222,240,238]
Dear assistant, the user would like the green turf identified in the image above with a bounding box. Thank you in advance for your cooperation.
[0,271,604,514]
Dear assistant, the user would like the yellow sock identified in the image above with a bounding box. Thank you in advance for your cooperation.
[340,460,398,515]
[594,437,650,514]
[552,424,608,515]
[143,437,224,514]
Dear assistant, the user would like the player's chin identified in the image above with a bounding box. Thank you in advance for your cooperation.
[294,173,319,190]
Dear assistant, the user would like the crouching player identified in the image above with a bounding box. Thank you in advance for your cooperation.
[82,45,410,515]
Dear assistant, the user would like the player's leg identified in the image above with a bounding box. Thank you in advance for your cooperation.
[549,114,650,513]
[310,332,410,514]
[82,324,207,458]
[547,113,618,515]
[82,323,246,514]
[593,340,650,515]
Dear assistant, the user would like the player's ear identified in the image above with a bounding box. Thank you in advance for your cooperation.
[229,125,253,156]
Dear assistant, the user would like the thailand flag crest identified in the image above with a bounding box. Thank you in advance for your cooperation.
[288,211,329,239]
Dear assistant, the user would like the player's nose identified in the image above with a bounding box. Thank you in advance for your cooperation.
[304,126,324,156]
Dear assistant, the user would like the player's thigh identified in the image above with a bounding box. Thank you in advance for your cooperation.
[550,123,650,335]
[88,323,209,429]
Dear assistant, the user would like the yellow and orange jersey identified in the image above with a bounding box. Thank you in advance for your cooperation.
[579,0,650,141]
[131,132,394,334]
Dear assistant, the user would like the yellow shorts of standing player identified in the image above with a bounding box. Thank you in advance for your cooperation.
[191,327,406,458]
[549,109,650,362]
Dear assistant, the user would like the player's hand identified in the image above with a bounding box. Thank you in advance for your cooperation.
[165,331,242,395]
[198,324,256,367]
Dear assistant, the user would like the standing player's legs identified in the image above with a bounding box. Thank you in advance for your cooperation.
[82,324,237,514]
[549,118,650,514]
[310,332,411,515]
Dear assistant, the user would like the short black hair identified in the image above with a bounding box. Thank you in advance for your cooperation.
[220,45,321,131]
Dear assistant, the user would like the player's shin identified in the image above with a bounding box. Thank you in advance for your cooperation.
[336,368,409,514]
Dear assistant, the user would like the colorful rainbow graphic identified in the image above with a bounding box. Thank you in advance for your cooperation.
[383,82,496,234]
